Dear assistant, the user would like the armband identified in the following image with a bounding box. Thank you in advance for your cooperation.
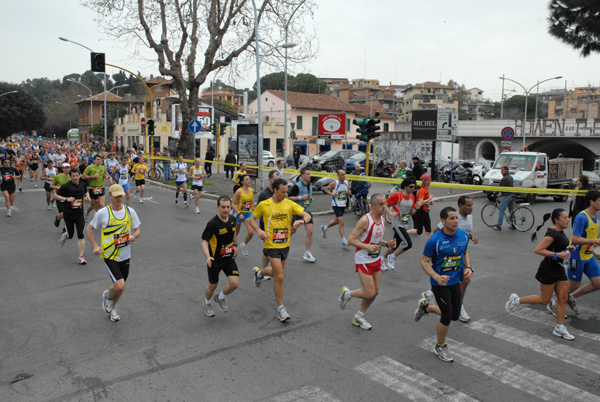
[552,252,558,261]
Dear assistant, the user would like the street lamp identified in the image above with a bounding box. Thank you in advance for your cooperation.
[0,91,18,99]
[498,75,562,150]
[69,79,93,133]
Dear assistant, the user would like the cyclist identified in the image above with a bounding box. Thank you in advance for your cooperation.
[382,177,417,271]
[492,165,515,231]
[350,163,370,213]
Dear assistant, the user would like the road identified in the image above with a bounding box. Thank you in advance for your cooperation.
[1,182,599,401]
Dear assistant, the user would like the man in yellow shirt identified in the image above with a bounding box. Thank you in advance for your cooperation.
[248,178,311,322]
[131,156,148,203]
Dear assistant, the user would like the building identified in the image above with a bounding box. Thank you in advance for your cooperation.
[461,87,494,121]
[329,78,407,119]
[200,88,243,113]
[399,81,458,122]
[548,87,599,119]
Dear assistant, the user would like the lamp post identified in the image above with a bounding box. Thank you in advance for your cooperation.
[0,91,18,99]
[69,79,93,134]
[498,75,562,150]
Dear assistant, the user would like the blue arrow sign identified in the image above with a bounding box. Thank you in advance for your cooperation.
[188,120,201,133]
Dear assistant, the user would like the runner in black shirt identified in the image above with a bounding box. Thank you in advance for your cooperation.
[200,195,240,317]
[1,158,21,217]
[55,169,90,265]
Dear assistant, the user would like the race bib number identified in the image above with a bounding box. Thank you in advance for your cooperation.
[401,214,410,223]
[441,256,462,272]
[241,201,252,212]
[120,173,128,181]
[114,233,131,248]
[3,175,14,181]
[220,242,234,257]
[337,192,347,200]
[273,228,289,243]
[93,187,103,194]
[71,199,83,208]
[585,244,596,255]
[367,243,381,258]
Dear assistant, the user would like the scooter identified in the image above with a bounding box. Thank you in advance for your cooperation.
[376,160,395,177]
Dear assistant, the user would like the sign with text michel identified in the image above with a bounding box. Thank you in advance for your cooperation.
[411,109,438,140]
[318,113,346,140]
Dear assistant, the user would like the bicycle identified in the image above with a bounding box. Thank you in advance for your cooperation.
[350,193,370,219]
[147,164,163,181]
[481,196,535,232]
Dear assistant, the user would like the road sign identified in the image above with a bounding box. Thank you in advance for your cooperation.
[501,127,515,140]
[501,140,512,147]
[141,117,146,128]
[188,120,202,133]
[437,109,453,141]
[500,147,511,153]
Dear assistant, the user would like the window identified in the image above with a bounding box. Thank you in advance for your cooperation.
[312,116,318,136]
[296,116,303,129]
[346,118,350,132]
[384,123,389,132]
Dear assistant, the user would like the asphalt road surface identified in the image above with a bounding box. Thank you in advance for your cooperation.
[1,182,599,402]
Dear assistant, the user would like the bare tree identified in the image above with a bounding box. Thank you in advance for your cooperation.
[83,0,318,157]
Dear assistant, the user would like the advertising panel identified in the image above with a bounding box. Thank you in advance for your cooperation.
[318,113,346,140]
[237,124,259,177]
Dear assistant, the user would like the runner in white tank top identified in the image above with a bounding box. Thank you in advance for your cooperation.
[322,170,352,247]
[189,158,205,214]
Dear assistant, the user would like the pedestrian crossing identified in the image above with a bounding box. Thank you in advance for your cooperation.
[262,309,600,401]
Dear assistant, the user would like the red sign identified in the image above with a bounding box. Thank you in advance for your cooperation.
[500,147,511,153]
[141,117,146,128]
[318,113,346,140]
[501,127,514,140]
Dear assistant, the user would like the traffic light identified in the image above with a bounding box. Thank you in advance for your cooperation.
[211,122,217,136]
[353,117,369,141]
[220,123,229,136]
[366,117,381,140]
[91,52,105,72]
[147,119,155,136]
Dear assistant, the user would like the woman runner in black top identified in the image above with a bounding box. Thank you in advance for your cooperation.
[505,209,576,340]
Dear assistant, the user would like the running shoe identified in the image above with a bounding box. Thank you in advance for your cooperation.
[202,301,215,317]
[51,200,55,207]
[278,306,291,322]
[139,198,143,204]
[185,201,188,207]
[414,298,429,322]
[54,215,60,227]
[194,207,200,214]
[175,200,178,206]
[58,232,67,247]
[422,290,436,306]
[110,309,120,322]
[352,315,371,330]
[102,290,113,313]
[338,286,351,310]
[30,177,33,182]
[253,267,262,287]
[546,301,557,316]
[434,343,454,363]
[302,251,316,263]
[213,295,229,313]
[552,325,575,341]
[6,209,11,217]
[47,205,51,210]
[388,254,396,270]
[380,257,389,271]
[239,242,249,256]
[19,187,22,192]
[341,238,350,247]
[459,305,471,322]
[34,184,38,188]
[567,295,578,315]
[321,225,327,238]
[505,293,519,313]
[78,256,87,265]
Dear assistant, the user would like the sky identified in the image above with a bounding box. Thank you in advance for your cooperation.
[3,0,599,102]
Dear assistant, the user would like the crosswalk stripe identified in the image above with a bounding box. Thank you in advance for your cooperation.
[267,385,340,402]
[419,337,599,402]
[469,319,600,374]
[356,356,479,402]
[511,307,600,341]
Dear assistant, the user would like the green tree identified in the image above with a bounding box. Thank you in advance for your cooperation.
[499,95,542,120]
[259,72,286,91]
[291,73,324,93]
[214,99,237,114]
[0,83,46,139]
[548,0,600,57]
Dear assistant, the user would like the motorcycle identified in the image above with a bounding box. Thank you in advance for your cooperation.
[458,162,477,184]
[375,160,395,177]
[439,161,458,183]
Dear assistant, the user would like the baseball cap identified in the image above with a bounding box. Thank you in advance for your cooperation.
[62,163,71,168]
[109,184,126,197]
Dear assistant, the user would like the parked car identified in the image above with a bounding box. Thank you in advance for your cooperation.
[345,152,374,174]
[575,171,600,188]
[311,150,360,172]
[263,150,275,167]
[288,174,334,193]
[285,154,309,168]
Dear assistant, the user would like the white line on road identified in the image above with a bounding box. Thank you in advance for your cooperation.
[268,385,341,402]
[419,337,600,402]
[356,356,479,402]
[469,319,600,374]
[511,307,600,341]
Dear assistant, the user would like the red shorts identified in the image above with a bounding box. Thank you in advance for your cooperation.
[355,260,382,275]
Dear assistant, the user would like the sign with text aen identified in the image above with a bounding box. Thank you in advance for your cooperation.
[411,109,438,140]
[318,113,346,140]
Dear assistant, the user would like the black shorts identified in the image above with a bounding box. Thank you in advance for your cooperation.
[104,258,130,282]
[263,247,290,261]
[535,259,568,285]
[292,211,313,224]
[431,283,462,326]
[332,206,346,217]
[207,258,239,284]
[135,179,146,187]
[44,182,52,192]
[64,211,85,239]
[30,163,39,171]
[1,184,16,194]
[392,226,413,252]
[413,209,431,235]
[89,187,105,200]
[56,201,65,214]
[192,185,203,192]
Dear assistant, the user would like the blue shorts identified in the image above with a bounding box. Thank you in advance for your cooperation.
[121,182,131,192]
[567,257,600,282]
[176,180,187,186]
[332,206,346,217]
[236,212,252,224]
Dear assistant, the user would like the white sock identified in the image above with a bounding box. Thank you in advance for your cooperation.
[355,310,364,318]
[205,298,211,305]
[278,305,285,310]
[218,292,226,301]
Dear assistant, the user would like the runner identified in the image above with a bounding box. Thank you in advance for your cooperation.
[28,148,41,187]
[200,195,239,317]
[54,168,90,264]
[41,160,57,210]
[248,178,310,322]
[67,149,79,171]
[173,155,188,207]
[413,206,471,363]
[232,174,255,256]
[14,150,26,192]
[53,149,67,173]
[131,156,148,204]
[414,174,434,241]
[321,169,352,247]
[51,163,72,227]
[105,152,119,177]
[505,209,575,340]
[82,154,110,219]
[232,162,247,194]
[382,177,417,271]
[86,184,142,322]
[1,158,21,217]
[189,158,205,214]
[256,170,281,276]
[338,194,396,330]
[288,167,317,262]
[112,156,132,206]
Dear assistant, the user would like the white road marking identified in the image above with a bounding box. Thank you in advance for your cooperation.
[268,385,341,402]
[511,307,600,341]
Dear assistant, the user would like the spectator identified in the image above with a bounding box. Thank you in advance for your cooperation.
[569,174,591,227]
[162,148,171,181]
[493,166,515,231]
[293,146,301,169]
[205,146,215,178]
[411,156,424,182]
[275,158,285,177]
[224,149,236,179]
